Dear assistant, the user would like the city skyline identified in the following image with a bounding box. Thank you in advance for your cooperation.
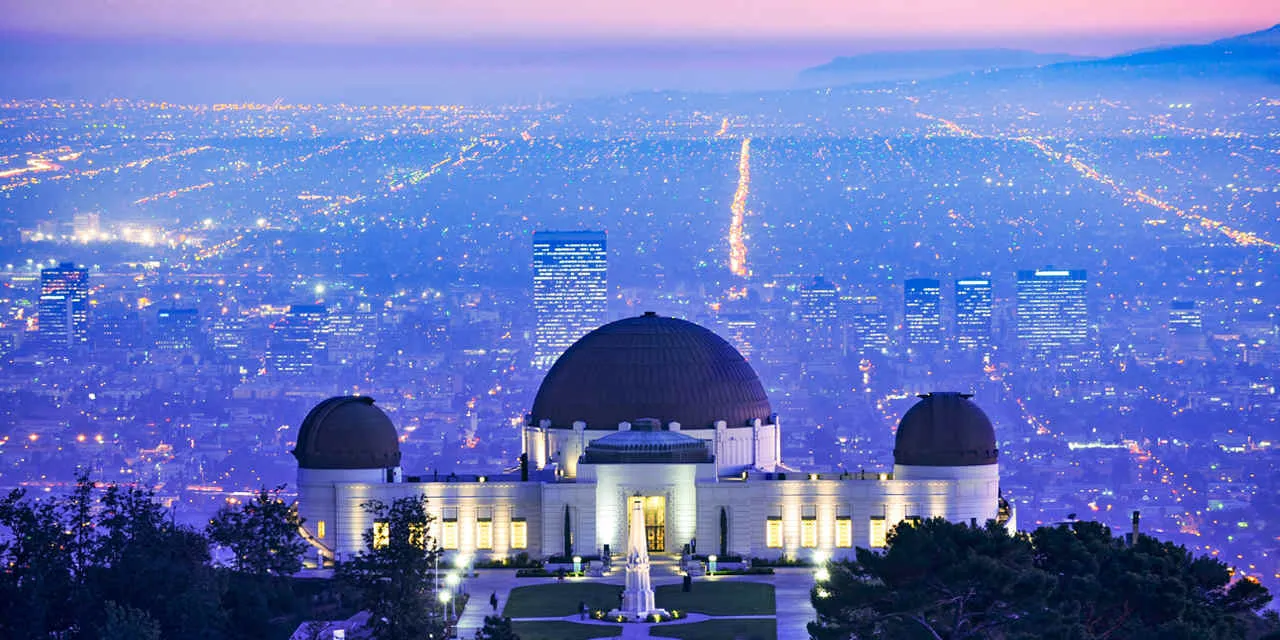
[1,10,1278,634]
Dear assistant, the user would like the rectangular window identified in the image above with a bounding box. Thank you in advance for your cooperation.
[372,521,390,550]
[408,522,427,549]
[316,520,326,540]
[477,519,493,550]
[801,517,817,548]
[836,517,853,548]
[766,516,783,548]
[511,519,528,550]
[869,516,887,549]
[442,519,459,550]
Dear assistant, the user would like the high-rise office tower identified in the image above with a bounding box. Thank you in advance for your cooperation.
[719,313,759,360]
[903,278,942,351]
[1015,269,1088,357]
[1169,300,1202,335]
[851,312,891,354]
[268,304,328,374]
[39,262,89,350]
[800,276,840,353]
[955,278,993,351]
[532,230,607,369]
[155,308,201,351]
[211,316,248,361]
[800,277,839,323]
[1168,300,1208,360]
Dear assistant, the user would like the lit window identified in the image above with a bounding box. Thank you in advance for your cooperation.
[408,522,427,549]
[442,519,459,550]
[372,521,390,550]
[316,520,326,540]
[869,516,887,549]
[511,519,528,550]
[801,517,817,548]
[835,517,852,548]
[477,519,493,550]
[766,516,783,548]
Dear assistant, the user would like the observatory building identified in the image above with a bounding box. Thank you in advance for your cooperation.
[294,312,1005,564]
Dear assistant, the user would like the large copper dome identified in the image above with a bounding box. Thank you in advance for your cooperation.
[530,313,773,430]
[894,392,998,467]
[293,396,402,470]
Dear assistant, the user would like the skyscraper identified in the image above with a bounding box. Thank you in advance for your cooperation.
[1168,300,1208,360]
[1015,269,1088,357]
[268,304,328,375]
[800,276,840,353]
[904,278,942,351]
[532,230,607,369]
[850,312,891,354]
[155,308,201,352]
[800,277,839,323]
[955,278,993,352]
[39,262,89,350]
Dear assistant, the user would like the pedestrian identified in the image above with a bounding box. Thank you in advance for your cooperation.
[490,592,498,611]
[579,600,586,620]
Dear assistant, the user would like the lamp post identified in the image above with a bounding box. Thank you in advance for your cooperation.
[438,589,453,622]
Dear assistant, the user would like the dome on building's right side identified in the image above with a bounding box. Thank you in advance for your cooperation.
[893,392,998,467]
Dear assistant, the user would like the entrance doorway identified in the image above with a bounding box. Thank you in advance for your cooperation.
[631,495,665,553]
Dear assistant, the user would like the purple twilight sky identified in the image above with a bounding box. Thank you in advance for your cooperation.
[3,0,1276,51]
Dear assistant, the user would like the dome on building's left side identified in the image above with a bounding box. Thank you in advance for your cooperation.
[293,396,402,470]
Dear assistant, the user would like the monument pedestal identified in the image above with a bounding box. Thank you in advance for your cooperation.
[606,496,671,622]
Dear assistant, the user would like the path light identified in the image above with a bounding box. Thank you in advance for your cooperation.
[814,551,830,582]
[573,555,582,573]
[708,554,717,575]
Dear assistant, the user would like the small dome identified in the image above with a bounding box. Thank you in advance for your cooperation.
[293,396,402,470]
[894,392,997,467]
[581,425,712,464]
[530,312,773,430]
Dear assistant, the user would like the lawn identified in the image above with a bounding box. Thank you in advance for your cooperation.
[654,581,776,616]
[651,618,777,640]
[503,582,625,618]
[511,620,622,640]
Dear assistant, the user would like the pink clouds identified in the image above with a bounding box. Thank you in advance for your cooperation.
[5,0,1276,42]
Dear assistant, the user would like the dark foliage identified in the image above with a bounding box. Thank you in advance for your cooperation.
[809,518,1276,640]
[0,473,342,639]
[335,495,447,640]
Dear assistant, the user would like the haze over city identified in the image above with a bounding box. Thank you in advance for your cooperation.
[1,1,1279,639]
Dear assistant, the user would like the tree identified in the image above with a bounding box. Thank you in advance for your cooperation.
[719,507,729,557]
[99,601,162,640]
[88,482,227,639]
[1031,521,1272,639]
[563,504,572,558]
[475,615,521,640]
[810,518,1277,640]
[809,518,1052,640]
[208,485,309,576]
[336,495,445,640]
[0,487,77,638]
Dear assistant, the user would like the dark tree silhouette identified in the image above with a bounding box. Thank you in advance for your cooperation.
[335,495,445,640]
[207,484,309,576]
[810,518,1276,640]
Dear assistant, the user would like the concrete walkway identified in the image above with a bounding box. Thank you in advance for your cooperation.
[455,566,815,639]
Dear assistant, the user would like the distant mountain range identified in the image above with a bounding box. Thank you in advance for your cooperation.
[803,23,1280,85]
[802,49,1087,81]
